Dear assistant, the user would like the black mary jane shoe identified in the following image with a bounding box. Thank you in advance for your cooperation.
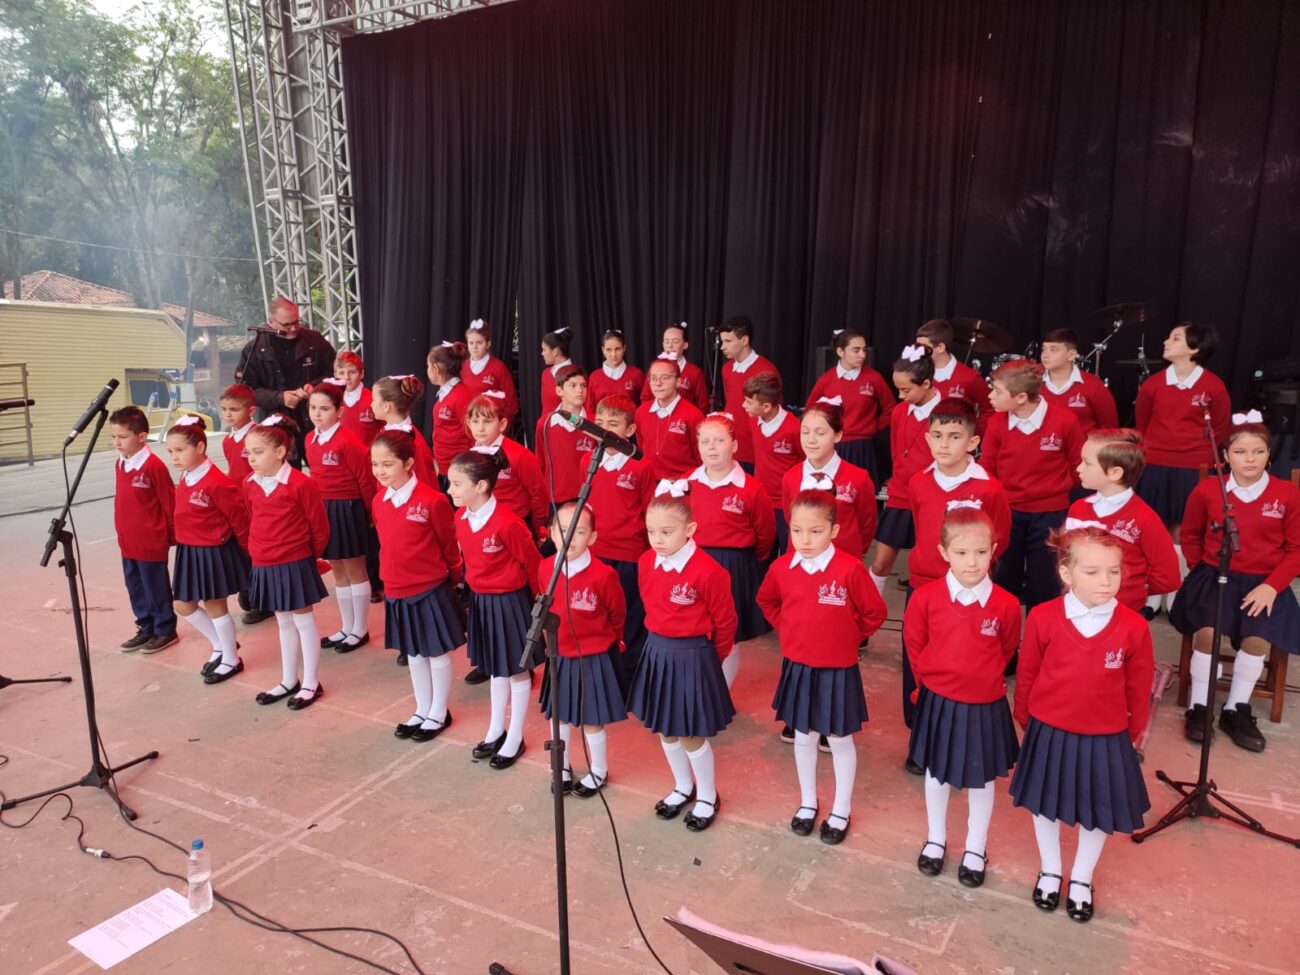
[463,666,488,686]
[1032,871,1063,912]
[572,773,607,799]
[471,732,507,760]
[203,658,244,685]
[410,711,453,742]
[789,805,818,837]
[489,740,526,770]
[286,684,324,710]
[552,772,573,796]
[654,788,695,821]
[335,632,370,654]
[396,653,408,667]
[819,814,850,846]
[394,715,426,739]
[917,841,946,876]
[200,641,241,677]
[255,682,300,706]
[904,757,926,776]
[683,796,720,832]
[320,632,345,650]
[957,850,988,888]
[1065,881,1094,923]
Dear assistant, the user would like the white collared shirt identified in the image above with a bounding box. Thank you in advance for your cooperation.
[1165,364,1204,390]
[602,361,627,380]
[654,539,697,573]
[801,453,842,486]
[548,410,579,430]
[1064,589,1117,637]
[469,355,489,375]
[1226,472,1270,503]
[182,460,212,487]
[600,451,630,473]
[230,421,255,444]
[789,544,836,575]
[343,385,363,407]
[1088,488,1133,518]
[436,377,461,401]
[649,395,681,419]
[731,350,760,374]
[252,462,292,497]
[118,448,151,473]
[550,358,573,377]
[946,571,993,607]
[383,475,419,508]
[689,462,746,490]
[1043,366,1083,395]
[560,550,592,578]
[315,421,341,445]
[461,494,498,533]
[758,407,788,437]
[932,356,956,382]
[385,419,414,433]
[1008,397,1048,434]
[835,363,861,382]
[909,392,942,422]
[931,459,990,492]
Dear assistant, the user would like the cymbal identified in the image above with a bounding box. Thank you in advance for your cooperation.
[1086,302,1150,330]
[948,317,1013,355]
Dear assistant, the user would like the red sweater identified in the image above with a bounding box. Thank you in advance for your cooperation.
[115,451,175,561]
[587,363,644,408]
[242,467,330,566]
[221,427,254,484]
[1066,492,1181,610]
[903,578,1021,703]
[371,480,462,598]
[431,382,476,473]
[806,366,896,440]
[721,355,778,463]
[1180,475,1300,592]
[634,398,704,481]
[535,412,600,503]
[1015,598,1154,738]
[491,438,550,532]
[583,454,654,562]
[455,501,541,594]
[780,460,878,559]
[460,356,519,419]
[907,466,1012,589]
[1134,369,1231,468]
[1041,371,1117,436]
[174,464,249,550]
[637,546,738,658]
[688,468,776,559]
[541,555,627,657]
[305,426,376,512]
[751,409,804,505]
[757,549,886,667]
[980,402,1084,512]
[639,359,711,414]
[885,397,941,510]
[339,386,383,446]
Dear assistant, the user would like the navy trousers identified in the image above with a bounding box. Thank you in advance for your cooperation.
[122,558,176,635]
[993,509,1067,609]
[901,585,917,728]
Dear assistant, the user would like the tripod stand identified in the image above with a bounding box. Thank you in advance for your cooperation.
[1132,415,1298,847]
[0,407,158,819]
[0,673,72,692]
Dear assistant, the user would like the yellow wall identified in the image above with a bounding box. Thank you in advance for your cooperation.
[0,301,186,460]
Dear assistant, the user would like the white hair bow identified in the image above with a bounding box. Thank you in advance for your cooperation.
[946,499,983,511]
[655,478,689,498]
[832,328,845,336]
[259,415,285,427]
[816,395,843,407]
[321,377,347,387]
[678,321,688,330]
[900,344,927,362]
[800,471,833,492]
[706,411,735,421]
[481,389,506,400]
[471,444,500,456]
[1064,517,1107,532]
[1231,409,1263,425]
[554,326,572,336]
[173,415,203,427]
[470,318,486,330]
[657,351,680,361]
[387,374,413,381]
[440,340,455,348]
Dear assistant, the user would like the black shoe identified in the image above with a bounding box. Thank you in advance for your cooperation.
[790,805,818,836]
[201,655,222,677]
[957,850,988,888]
[396,653,408,667]
[335,632,370,653]
[779,725,795,744]
[238,591,251,613]
[819,813,850,845]
[255,682,300,705]
[683,796,720,832]
[286,684,323,710]
[141,632,179,654]
[1065,881,1094,923]
[464,666,488,685]
[552,771,573,796]
[1033,871,1063,912]
[655,788,694,820]
[1140,605,1160,621]
[917,842,945,876]
[1184,704,1212,743]
[410,711,453,742]
[489,740,525,769]
[321,632,345,649]
[472,732,507,760]
[905,757,925,776]
[241,610,273,625]
[203,658,244,685]
[394,715,425,739]
[817,734,831,754]
[1219,703,1266,752]
[120,628,150,651]
[572,772,607,799]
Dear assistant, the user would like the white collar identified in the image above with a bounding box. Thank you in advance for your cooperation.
[119,448,150,473]
[548,410,582,430]
[930,459,990,491]
[602,361,627,379]
[909,392,941,421]
[230,421,255,443]
[600,450,630,472]
[1164,364,1204,389]
[460,494,498,532]
[1064,589,1117,637]
[550,358,573,376]
[252,462,292,496]
[183,460,212,487]
[436,377,460,401]
[689,462,746,490]
[1043,365,1083,395]
[654,539,696,573]
[835,363,861,381]
[315,421,341,444]
[758,407,788,437]
[789,544,836,575]
[383,476,419,507]
[731,349,760,374]
[1088,488,1133,518]
[945,571,993,607]
[385,418,414,433]
[1226,472,1269,503]
[560,550,592,578]
[343,385,363,407]
[1008,397,1048,433]
[649,395,681,418]
[801,453,842,485]
[932,356,956,382]
[469,355,489,375]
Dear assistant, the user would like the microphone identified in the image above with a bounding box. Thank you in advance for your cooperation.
[65,379,120,446]
[0,398,34,412]
[247,324,278,334]
[557,410,637,458]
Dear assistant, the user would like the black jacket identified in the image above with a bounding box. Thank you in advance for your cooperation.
[235,328,337,416]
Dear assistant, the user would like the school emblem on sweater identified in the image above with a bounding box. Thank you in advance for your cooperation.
[858,384,875,397]
[437,405,454,421]
[616,470,639,491]
[483,375,497,386]
[131,473,152,489]
[1039,433,1063,451]
[1068,392,1088,409]
[669,582,698,606]
[405,502,429,524]
[1104,648,1126,670]
[188,489,211,509]
[360,408,375,423]
[577,435,598,452]
[482,533,504,554]
[817,580,848,606]
[980,617,1000,636]
[1108,518,1140,544]
[773,438,794,455]
[569,587,598,612]
[1191,392,1212,408]
[948,384,967,400]
[835,482,857,503]
[721,493,745,515]
[1262,500,1286,519]
[668,418,688,436]
[321,449,340,466]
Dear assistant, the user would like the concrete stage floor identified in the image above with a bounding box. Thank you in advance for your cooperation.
[1,450,1298,975]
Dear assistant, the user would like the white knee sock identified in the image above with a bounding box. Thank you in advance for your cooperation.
[427,655,452,723]
[583,728,608,783]
[181,609,219,652]
[660,739,694,803]
[559,723,573,775]
[964,781,996,868]
[406,654,433,721]
[293,612,321,694]
[1190,650,1212,707]
[332,583,355,641]
[869,570,888,598]
[1070,826,1107,903]
[349,581,371,636]
[1032,814,1063,897]
[1225,652,1266,709]
[273,612,299,690]
[793,731,819,810]
[924,772,951,847]
[1174,544,1188,579]
[685,741,717,813]
[499,673,530,757]
[827,734,856,821]
[486,676,509,741]
[1144,593,1163,612]
[211,613,238,664]
[720,647,740,688]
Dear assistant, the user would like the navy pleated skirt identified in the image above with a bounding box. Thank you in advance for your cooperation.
[467,586,539,677]
[703,546,771,641]
[1169,563,1300,654]
[907,688,1019,789]
[173,536,249,602]
[836,437,878,485]
[384,584,465,658]
[1010,718,1150,834]
[771,659,868,737]
[1136,463,1200,526]
[248,557,328,612]
[538,647,629,726]
[628,632,736,738]
[875,505,916,549]
[323,498,369,560]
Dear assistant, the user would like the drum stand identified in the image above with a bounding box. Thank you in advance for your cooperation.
[1080,313,1125,375]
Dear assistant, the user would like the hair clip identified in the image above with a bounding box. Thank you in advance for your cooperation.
[260,415,285,427]
[657,351,679,361]
[173,415,203,427]
[481,390,507,400]
[440,340,454,348]
[555,326,572,335]
[655,478,690,498]
[816,395,843,406]
[470,318,486,330]
[1231,409,1263,425]
[900,344,927,362]
[321,377,347,386]
[471,444,501,456]
[832,328,845,336]
[945,499,984,512]
[1064,517,1108,532]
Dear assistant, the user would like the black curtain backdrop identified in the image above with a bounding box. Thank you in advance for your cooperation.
[343,0,1300,434]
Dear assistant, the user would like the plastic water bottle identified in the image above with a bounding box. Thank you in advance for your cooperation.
[187,839,212,914]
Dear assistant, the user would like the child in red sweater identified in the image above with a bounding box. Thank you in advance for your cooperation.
[1171,416,1300,752]
[449,449,542,770]
[427,342,475,487]
[165,417,249,681]
[627,492,738,831]
[371,375,437,487]
[535,365,599,504]
[466,393,549,538]
[759,491,886,845]
[635,357,704,481]
[639,323,711,413]
[1011,527,1153,923]
[805,328,895,482]
[586,329,644,408]
[307,381,376,652]
[243,415,331,710]
[538,501,628,797]
[1038,329,1117,442]
[905,509,1021,888]
[461,319,519,423]
[742,371,803,556]
[718,316,778,471]
[334,351,383,447]
[371,430,464,741]
[915,319,988,435]
[218,383,257,484]
[111,406,177,653]
[539,327,575,416]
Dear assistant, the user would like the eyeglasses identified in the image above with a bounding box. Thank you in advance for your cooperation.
[648,374,676,383]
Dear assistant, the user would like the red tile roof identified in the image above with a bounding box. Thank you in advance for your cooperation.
[3,270,236,329]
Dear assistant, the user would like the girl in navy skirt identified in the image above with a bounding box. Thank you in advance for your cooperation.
[371,375,437,488]
[1171,414,1300,753]
[242,415,332,710]
[904,508,1021,887]
[466,393,550,540]
[449,449,542,769]
[687,412,776,689]
[165,417,250,683]
[628,489,739,831]
[1011,526,1153,923]
[370,430,464,740]
[307,381,376,652]
[538,501,628,796]
[804,328,896,484]
[427,341,475,490]
[539,327,575,417]
[757,491,886,845]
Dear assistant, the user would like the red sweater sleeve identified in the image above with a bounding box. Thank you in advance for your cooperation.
[1209,377,1231,446]
[1063,410,1084,475]
[806,373,830,409]
[756,561,782,630]
[1126,623,1155,741]
[605,569,628,648]
[854,470,878,543]
[302,475,330,558]
[154,460,176,545]
[517,450,551,536]
[705,565,739,659]
[216,476,251,551]
[998,592,1021,666]
[981,419,1004,481]
[1179,481,1210,567]
[780,466,796,519]
[990,483,1012,561]
[851,561,887,638]
[1013,607,1046,728]
[903,585,931,685]
[751,487,776,560]
[435,495,463,587]
[347,439,377,516]
[1267,494,1300,593]
[872,371,898,430]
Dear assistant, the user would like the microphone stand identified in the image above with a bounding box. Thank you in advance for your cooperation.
[1132,414,1298,847]
[2,408,159,818]
[707,331,724,412]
